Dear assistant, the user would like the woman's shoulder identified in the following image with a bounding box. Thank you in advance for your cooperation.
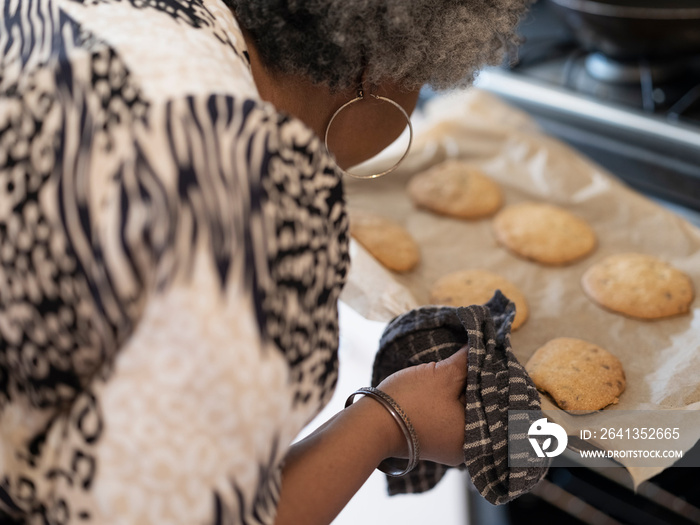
[53,0,256,101]
[4,0,257,104]
[4,0,342,188]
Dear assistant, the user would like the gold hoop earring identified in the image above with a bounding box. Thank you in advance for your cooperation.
[324,89,414,180]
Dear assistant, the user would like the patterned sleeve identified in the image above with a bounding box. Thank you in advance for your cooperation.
[0,3,349,523]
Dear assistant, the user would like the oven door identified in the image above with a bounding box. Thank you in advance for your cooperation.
[468,445,700,525]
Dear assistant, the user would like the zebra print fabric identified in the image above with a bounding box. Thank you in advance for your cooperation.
[0,0,349,523]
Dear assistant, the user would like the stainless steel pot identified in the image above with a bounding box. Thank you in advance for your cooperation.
[546,0,700,60]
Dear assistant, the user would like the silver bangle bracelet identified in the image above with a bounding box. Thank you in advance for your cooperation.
[344,386,420,477]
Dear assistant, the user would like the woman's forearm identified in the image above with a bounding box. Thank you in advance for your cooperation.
[275,349,469,524]
[274,396,403,525]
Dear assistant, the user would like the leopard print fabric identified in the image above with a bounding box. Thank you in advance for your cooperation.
[0,1,349,523]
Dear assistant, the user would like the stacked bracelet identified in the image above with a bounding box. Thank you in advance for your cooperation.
[344,386,420,477]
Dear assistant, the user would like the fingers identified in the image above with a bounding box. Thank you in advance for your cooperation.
[435,346,468,376]
[435,346,468,397]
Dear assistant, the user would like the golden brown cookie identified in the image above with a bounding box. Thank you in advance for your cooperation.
[406,160,503,219]
[526,337,626,412]
[492,202,596,265]
[349,212,420,272]
[429,269,529,330]
[581,253,694,319]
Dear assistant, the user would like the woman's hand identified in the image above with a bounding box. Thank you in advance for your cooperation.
[275,347,468,525]
[377,347,468,467]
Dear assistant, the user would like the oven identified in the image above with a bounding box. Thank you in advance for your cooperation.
[471,1,700,523]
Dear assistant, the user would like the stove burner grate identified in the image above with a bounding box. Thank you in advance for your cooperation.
[506,35,700,124]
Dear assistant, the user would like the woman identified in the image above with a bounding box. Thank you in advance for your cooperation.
[0,0,530,523]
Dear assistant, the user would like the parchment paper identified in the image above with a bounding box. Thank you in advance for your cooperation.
[340,89,700,487]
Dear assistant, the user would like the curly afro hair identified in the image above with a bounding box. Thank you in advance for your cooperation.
[225,0,532,91]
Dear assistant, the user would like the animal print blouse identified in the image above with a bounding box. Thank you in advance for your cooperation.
[0,1,350,523]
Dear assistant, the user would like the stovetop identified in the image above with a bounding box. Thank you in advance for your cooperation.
[506,2,700,124]
[475,0,700,223]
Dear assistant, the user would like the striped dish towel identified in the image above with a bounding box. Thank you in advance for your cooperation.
[371,291,549,504]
